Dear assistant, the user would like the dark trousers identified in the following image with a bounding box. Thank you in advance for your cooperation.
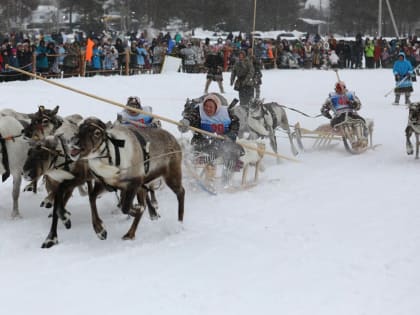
[238,86,254,107]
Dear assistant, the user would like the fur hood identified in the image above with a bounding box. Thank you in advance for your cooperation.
[202,93,222,113]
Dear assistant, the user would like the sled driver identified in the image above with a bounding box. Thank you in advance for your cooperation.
[116,96,161,128]
[320,81,365,128]
[178,93,244,183]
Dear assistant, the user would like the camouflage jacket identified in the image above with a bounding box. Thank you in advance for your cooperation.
[230,57,255,87]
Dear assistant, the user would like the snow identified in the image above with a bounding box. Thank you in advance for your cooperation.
[0,68,420,315]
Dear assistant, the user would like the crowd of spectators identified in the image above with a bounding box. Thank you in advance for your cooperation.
[0,29,419,82]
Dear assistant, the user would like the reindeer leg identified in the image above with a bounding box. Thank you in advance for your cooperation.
[88,180,107,240]
[164,170,185,222]
[123,186,145,240]
[406,126,414,155]
[41,177,55,209]
[241,164,249,186]
[287,130,299,156]
[143,186,160,220]
[42,183,64,248]
[416,133,419,159]
[269,134,280,163]
[11,173,22,219]
[254,160,260,183]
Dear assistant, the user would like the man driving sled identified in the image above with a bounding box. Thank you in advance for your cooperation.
[321,81,365,127]
[320,81,368,148]
[116,96,161,128]
[178,93,244,186]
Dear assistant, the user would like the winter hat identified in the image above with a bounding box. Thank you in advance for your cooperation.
[126,96,141,108]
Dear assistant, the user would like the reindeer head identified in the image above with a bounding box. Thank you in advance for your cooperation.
[70,117,108,160]
[409,102,420,125]
[25,105,62,140]
[23,136,59,181]
[248,98,265,118]
[182,98,198,119]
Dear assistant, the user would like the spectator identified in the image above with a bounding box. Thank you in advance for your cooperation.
[364,38,374,68]
[204,46,224,94]
[393,52,414,105]
[230,50,254,106]
[35,39,48,73]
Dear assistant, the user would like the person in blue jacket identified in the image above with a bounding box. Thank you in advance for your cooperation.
[35,39,49,73]
[116,96,160,128]
[393,52,414,105]
[321,81,365,128]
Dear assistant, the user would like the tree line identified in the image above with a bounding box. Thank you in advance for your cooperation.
[0,0,419,36]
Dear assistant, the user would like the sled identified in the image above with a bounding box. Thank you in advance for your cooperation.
[294,122,343,150]
[294,119,377,154]
[179,138,264,195]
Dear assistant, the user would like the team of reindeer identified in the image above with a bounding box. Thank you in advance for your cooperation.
[3,97,418,248]
[0,97,302,248]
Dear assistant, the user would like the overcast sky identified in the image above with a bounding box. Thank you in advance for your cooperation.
[305,0,329,9]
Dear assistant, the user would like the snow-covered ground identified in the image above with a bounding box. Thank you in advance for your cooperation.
[0,68,419,315]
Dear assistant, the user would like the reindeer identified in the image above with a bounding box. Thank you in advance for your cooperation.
[23,105,84,201]
[0,115,29,218]
[68,117,185,242]
[0,108,31,123]
[406,102,420,158]
[23,132,107,247]
[236,139,266,186]
[233,99,302,160]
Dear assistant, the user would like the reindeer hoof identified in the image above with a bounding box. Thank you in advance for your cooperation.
[41,237,58,248]
[122,233,135,240]
[58,209,72,229]
[40,200,53,208]
[96,229,107,240]
[63,219,71,229]
[11,211,22,219]
[150,213,161,221]
[407,147,414,155]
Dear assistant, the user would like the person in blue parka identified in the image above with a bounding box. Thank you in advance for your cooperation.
[393,51,414,105]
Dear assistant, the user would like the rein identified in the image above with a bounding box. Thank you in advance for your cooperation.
[39,140,72,172]
[277,104,323,118]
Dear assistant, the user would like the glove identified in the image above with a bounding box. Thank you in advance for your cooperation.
[177,119,190,133]
[349,100,358,109]
[224,132,237,142]
[395,74,401,82]
[150,120,161,128]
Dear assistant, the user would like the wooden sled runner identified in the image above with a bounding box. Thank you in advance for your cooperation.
[294,119,378,154]
[179,138,265,195]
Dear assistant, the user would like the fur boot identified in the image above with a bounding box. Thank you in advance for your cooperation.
[393,93,400,105]
[405,92,411,105]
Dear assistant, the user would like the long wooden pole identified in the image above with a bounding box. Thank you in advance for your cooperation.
[5,64,299,162]
[251,0,257,55]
